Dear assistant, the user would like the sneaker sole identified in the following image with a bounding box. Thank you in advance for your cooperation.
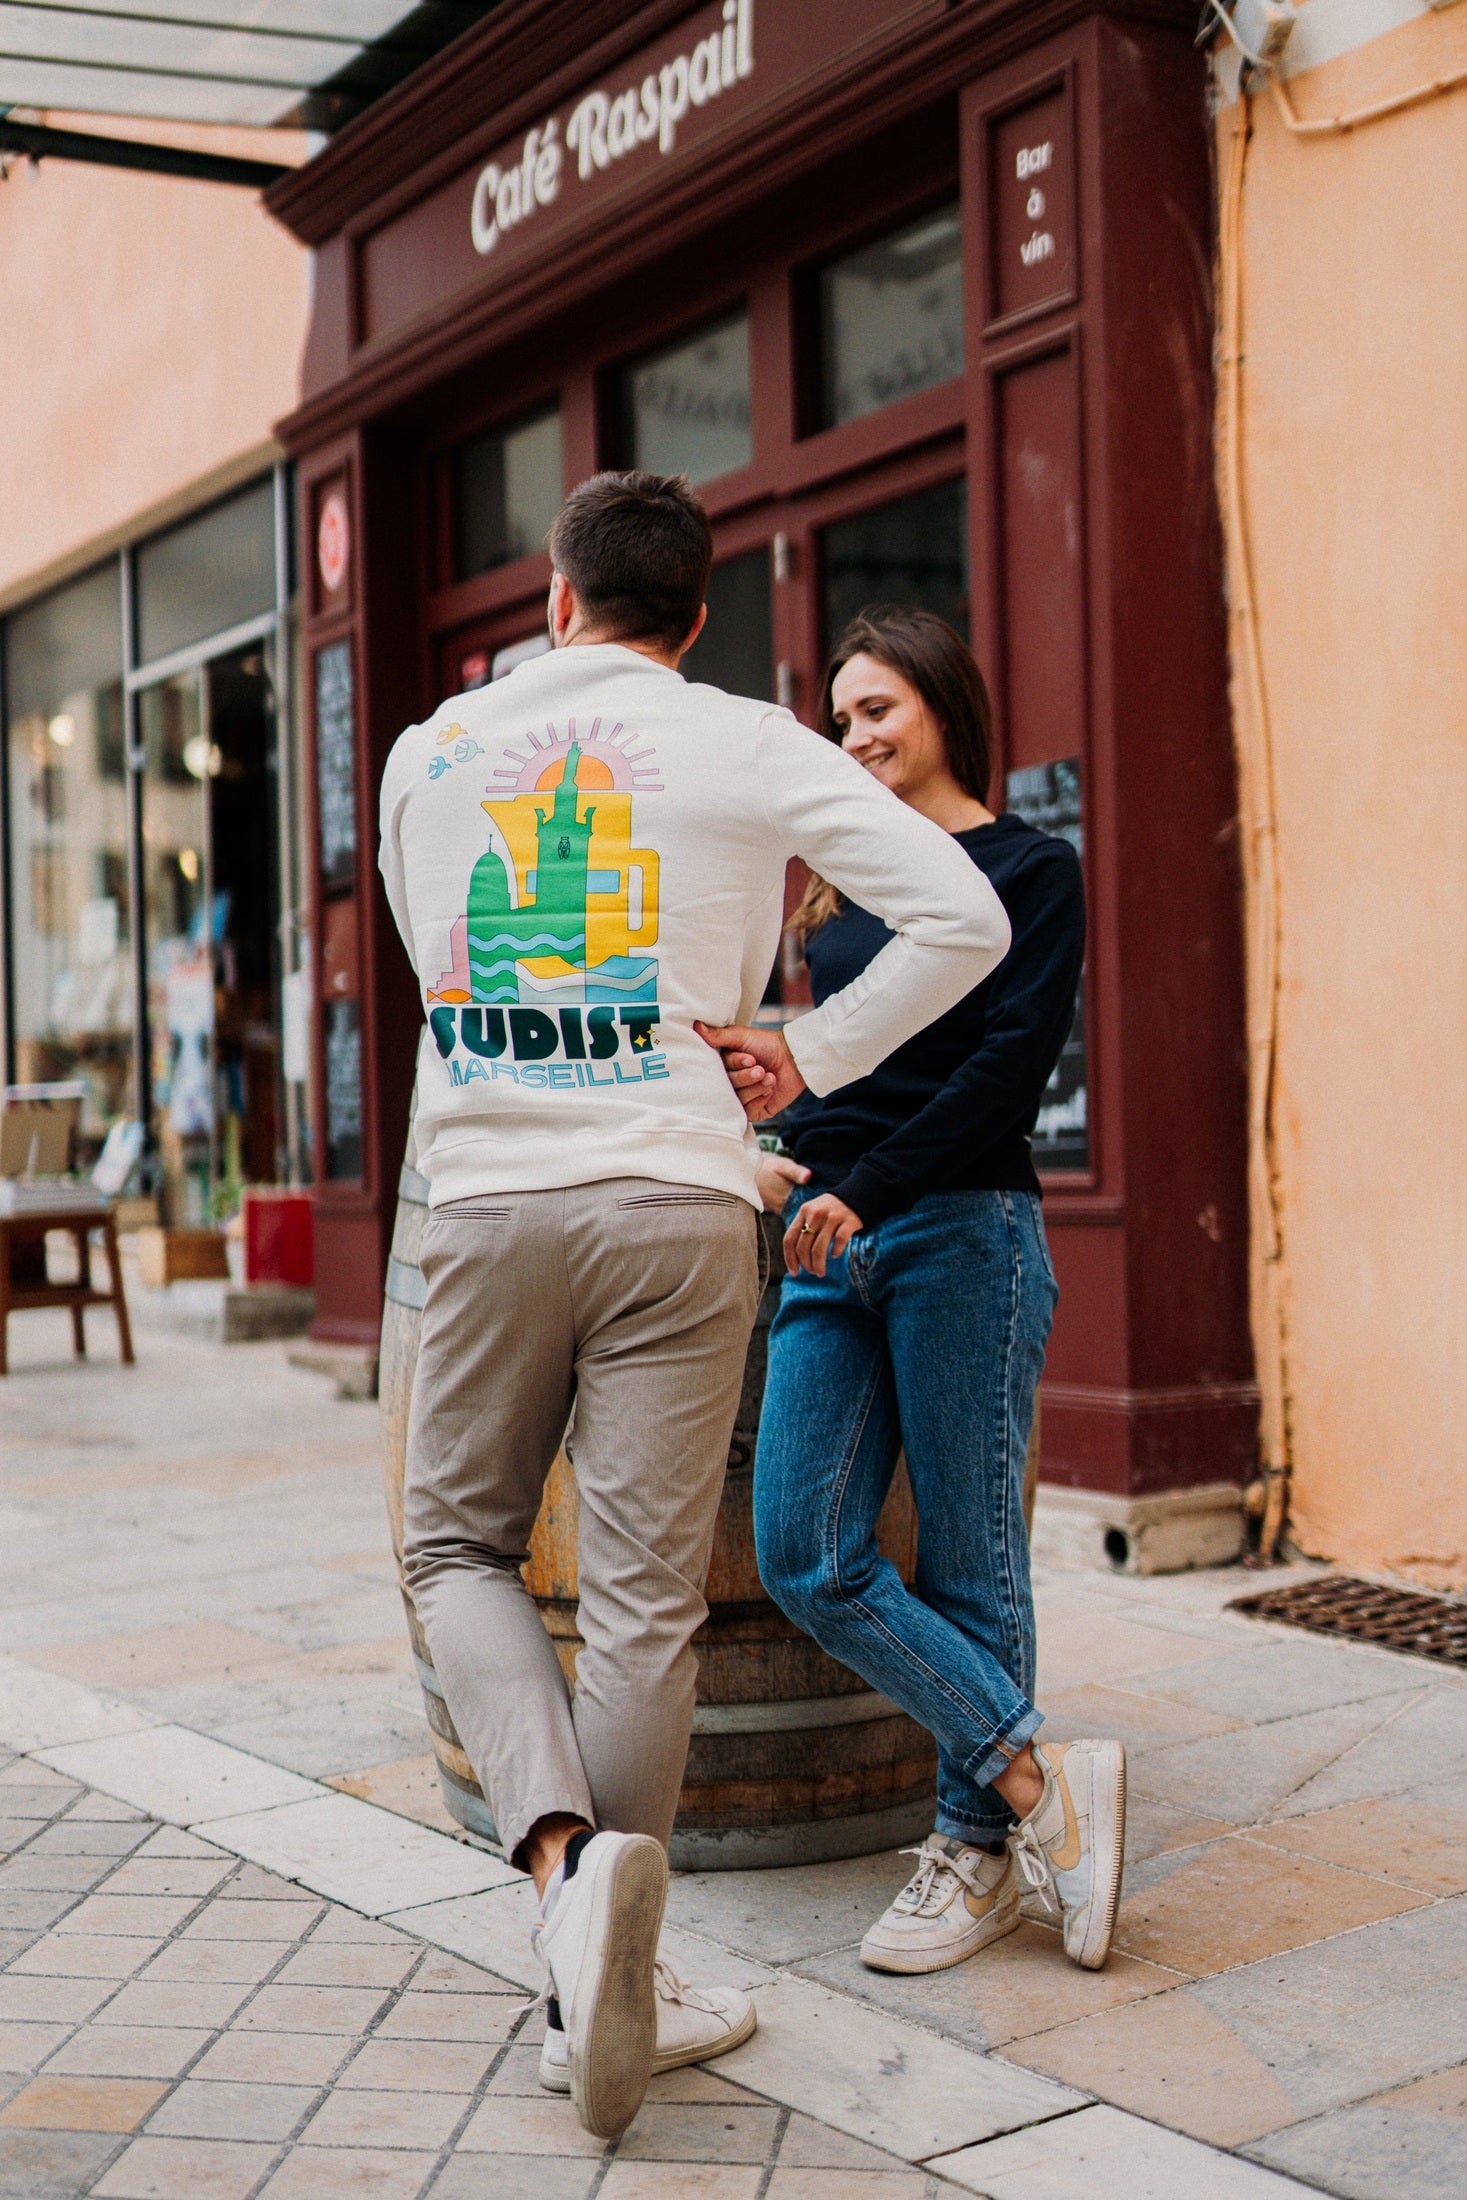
[1075,1741,1126,1971]
[541,1995,758,2095]
[567,1835,668,2138]
[860,1897,1021,1976]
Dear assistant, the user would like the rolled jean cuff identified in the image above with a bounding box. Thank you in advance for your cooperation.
[962,1704,1044,1798]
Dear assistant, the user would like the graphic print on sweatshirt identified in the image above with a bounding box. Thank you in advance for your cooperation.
[424,717,668,1090]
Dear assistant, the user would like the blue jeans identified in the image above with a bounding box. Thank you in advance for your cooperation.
[754,1188,1056,1843]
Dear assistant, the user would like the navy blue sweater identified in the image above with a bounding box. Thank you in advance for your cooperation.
[783,812,1085,1224]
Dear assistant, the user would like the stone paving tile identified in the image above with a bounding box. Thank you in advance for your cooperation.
[430,2157,596,2200]
[1041,1682,1246,1756]
[0,1975,113,2022]
[189,2029,351,2086]
[325,1754,466,1839]
[93,2133,279,2196]
[45,2022,212,2079]
[56,1894,201,1938]
[0,2021,72,2070]
[28,1623,287,1692]
[1247,2061,1467,2199]
[338,2037,497,2093]
[0,1855,117,1894]
[298,2084,468,2149]
[664,1851,913,1964]
[598,2164,763,2197]
[95,1979,255,2029]
[10,1935,165,1978]
[765,2172,935,2197]
[24,1823,152,1858]
[1112,1831,1429,1975]
[457,2092,607,2156]
[1131,1691,1421,1824]
[40,1726,321,1826]
[1140,1638,1434,1723]
[103,1859,236,1899]
[1247,1788,1467,1895]
[0,2073,164,2129]
[236,1984,397,2034]
[261,2146,437,2196]
[800,1921,1181,2052]
[139,1937,291,1985]
[1002,1984,1300,2146]
[274,1941,418,1990]
[932,2100,1310,2196]
[618,2101,782,2161]
[144,2075,316,2140]
[0,2127,119,2196]
[373,1989,518,2043]
[181,1899,323,1940]
[1123,1797,1240,1864]
[1276,1687,1467,1818]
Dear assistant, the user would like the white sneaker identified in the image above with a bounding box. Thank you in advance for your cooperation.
[1012,1738,1126,1971]
[531,1831,667,2137]
[539,1954,757,2092]
[860,1835,1021,1975]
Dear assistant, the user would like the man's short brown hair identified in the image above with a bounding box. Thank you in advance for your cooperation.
[548,471,713,651]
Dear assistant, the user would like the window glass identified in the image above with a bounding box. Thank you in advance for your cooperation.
[136,478,276,667]
[4,562,131,1147]
[817,206,963,430]
[453,407,563,580]
[623,314,751,484]
[679,548,773,701]
[821,478,968,648]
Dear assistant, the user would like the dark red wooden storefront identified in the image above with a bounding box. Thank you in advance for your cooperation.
[267,0,1255,1505]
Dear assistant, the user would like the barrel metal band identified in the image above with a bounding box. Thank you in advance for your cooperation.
[386,1256,427,1311]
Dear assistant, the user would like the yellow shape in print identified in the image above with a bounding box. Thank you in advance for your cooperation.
[481,748,658,975]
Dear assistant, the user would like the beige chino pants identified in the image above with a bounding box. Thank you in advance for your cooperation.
[401,1179,761,1866]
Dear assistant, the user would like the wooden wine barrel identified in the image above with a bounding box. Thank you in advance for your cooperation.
[380,1155,952,1869]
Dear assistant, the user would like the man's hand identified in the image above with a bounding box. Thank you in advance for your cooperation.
[755,1155,811,1214]
[695,1021,807,1123]
[784,1192,864,1277]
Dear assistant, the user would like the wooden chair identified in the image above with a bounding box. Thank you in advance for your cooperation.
[0,1203,135,1377]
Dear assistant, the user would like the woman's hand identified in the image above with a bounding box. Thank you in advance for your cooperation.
[756,1155,810,1214]
[785,1192,865,1277]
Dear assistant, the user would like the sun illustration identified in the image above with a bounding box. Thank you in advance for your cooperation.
[487,716,663,795]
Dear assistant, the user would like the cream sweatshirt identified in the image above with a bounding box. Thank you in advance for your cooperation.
[378,643,1010,1208]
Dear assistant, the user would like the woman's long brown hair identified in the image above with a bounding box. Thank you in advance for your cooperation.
[790,607,994,941]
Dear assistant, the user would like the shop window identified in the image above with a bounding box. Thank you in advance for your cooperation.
[136,478,276,668]
[679,548,773,700]
[821,478,968,649]
[453,407,563,580]
[621,313,751,484]
[3,562,131,1145]
[816,206,963,430]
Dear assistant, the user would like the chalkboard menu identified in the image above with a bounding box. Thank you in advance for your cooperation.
[324,996,363,1180]
[315,641,357,889]
[1006,757,1088,1172]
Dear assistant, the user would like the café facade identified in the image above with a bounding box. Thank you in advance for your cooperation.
[268,0,1256,1550]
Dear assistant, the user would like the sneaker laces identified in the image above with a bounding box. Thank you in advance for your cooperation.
[653,1954,722,2015]
[1011,1821,1055,1897]
[893,1839,997,1917]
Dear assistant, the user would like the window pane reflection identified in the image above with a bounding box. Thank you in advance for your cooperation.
[3,562,131,1150]
[136,479,275,667]
[454,407,563,580]
[818,206,963,430]
[623,314,751,484]
[821,478,969,648]
[679,547,773,700]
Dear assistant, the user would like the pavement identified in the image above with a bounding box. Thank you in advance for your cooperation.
[0,1307,1463,2197]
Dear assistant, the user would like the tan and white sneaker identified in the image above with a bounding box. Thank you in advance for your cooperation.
[859,1835,1022,1975]
[1011,1739,1126,1971]
[539,1954,756,2092]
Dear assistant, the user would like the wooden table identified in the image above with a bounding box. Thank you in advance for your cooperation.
[0,1202,134,1376]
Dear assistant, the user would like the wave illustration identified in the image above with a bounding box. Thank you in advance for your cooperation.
[467,929,586,958]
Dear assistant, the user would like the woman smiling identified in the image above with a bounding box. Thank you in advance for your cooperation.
[750,606,1127,1977]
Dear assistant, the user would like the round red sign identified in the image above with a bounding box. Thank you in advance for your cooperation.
[317,489,350,596]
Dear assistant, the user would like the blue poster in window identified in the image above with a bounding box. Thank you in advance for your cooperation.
[1006,757,1088,1172]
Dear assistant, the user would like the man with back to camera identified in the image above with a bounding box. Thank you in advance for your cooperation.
[379,470,1012,2140]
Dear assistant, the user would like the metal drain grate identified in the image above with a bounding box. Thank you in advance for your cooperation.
[1230,1575,1467,1667]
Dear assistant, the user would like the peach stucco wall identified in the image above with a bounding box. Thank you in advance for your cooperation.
[1223,7,1467,1582]
[0,118,310,604]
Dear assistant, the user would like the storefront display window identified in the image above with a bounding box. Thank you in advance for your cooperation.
[135,478,276,667]
[622,312,751,483]
[3,562,132,1150]
[679,548,773,701]
[820,478,968,646]
[453,406,564,580]
[816,205,964,431]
